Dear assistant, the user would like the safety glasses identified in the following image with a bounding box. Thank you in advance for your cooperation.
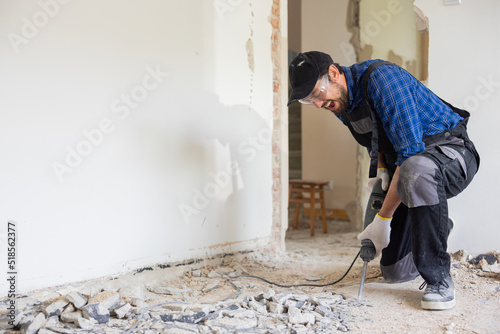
[298,73,329,105]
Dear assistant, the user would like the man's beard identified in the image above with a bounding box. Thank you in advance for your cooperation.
[324,82,350,116]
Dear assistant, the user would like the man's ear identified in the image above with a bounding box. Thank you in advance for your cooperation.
[328,64,340,82]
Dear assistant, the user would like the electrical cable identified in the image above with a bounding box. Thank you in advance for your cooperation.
[228,250,361,288]
[123,250,361,333]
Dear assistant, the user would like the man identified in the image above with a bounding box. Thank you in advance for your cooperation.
[287,51,480,310]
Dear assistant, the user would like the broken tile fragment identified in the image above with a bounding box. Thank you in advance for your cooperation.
[221,304,242,317]
[288,307,315,325]
[20,313,46,334]
[77,316,96,330]
[263,289,276,300]
[469,254,497,265]
[114,303,132,319]
[35,291,61,303]
[271,293,293,305]
[65,291,88,309]
[266,301,284,314]
[248,300,267,314]
[160,311,206,324]
[82,303,110,323]
[315,305,334,318]
[232,309,257,319]
[45,315,59,327]
[88,291,121,311]
[60,311,82,324]
[44,299,69,317]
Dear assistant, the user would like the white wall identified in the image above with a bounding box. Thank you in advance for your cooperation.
[414,0,500,253]
[301,0,358,210]
[0,0,278,294]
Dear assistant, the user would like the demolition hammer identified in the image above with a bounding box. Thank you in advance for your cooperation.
[357,178,387,301]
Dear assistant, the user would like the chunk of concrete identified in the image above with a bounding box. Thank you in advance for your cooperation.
[88,291,121,311]
[288,307,315,325]
[315,305,334,318]
[113,303,132,319]
[66,291,88,309]
[267,301,284,314]
[232,309,257,319]
[45,315,59,327]
[82,303,110,324]
[44,299,69,317]
[20,313,46,334]
[271,293,293,305]
[61,311,83,324]
[248,300,267,314]
[160,311,206,324]
[77,316,96,330]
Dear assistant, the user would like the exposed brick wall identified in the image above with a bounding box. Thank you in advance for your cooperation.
[269,0,285,252]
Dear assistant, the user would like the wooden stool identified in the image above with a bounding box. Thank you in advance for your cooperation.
[288,180,328,236]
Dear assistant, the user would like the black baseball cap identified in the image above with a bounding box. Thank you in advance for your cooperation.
[287,51,334,106]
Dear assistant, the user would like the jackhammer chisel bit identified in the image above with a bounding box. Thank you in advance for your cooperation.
[358,239,375,301]
[357,179,386,301]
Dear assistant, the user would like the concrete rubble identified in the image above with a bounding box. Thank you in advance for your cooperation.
[0,286,351,333]
[0,260,353,334]
[451,250,500,274]
[0,248,498,333]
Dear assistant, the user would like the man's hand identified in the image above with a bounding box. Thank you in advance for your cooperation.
[366,168,390,192]
[357,213,392,259]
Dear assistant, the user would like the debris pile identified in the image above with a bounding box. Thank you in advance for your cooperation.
[451,250,500,273]
[0,286,351,333]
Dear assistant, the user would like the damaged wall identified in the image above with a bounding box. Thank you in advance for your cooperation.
[0,0,287,294]
[359,0,424,79]
[414,0,500,253]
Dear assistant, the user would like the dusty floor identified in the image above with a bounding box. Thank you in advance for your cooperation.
[282,219,500,334]
[2,218,499,333]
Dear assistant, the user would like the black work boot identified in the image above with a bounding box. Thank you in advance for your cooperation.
[420,275,455,310]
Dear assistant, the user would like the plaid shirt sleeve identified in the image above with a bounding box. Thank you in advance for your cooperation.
[366,65,426,166]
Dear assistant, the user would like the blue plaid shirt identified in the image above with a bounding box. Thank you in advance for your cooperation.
[339,60,462,166]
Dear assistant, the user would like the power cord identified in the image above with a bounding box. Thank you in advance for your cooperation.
[123,250,361,333]
[229,250,361,288]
